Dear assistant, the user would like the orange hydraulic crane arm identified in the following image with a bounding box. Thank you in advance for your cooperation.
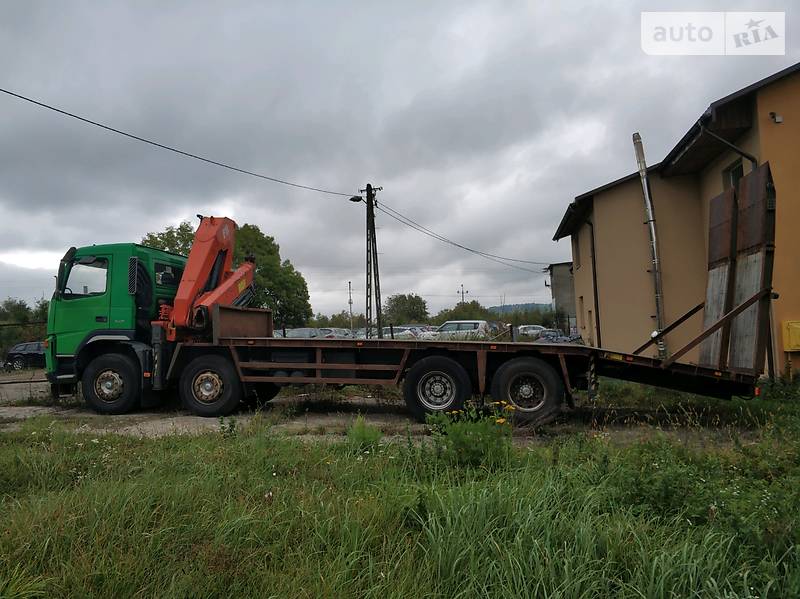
[170,216,255,332]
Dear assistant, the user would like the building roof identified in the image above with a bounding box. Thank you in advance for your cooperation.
[553,61,800,241]
[552,165,659,240]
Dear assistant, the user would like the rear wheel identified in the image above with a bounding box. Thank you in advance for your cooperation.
[179,354,242,417]
[82,353,140,414]
[490,357,563,426]
[403,356,471,422]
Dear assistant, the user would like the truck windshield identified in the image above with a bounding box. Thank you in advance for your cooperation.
[63,258,108,297]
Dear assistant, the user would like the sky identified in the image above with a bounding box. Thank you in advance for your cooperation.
[0,1,797,317]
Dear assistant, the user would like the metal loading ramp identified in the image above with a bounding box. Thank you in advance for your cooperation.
[602,162,777,398]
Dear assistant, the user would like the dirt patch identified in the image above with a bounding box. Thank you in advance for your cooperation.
[0,377,764,447]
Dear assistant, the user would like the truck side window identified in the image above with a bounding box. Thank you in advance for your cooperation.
[64,258,108,297]
[155,263,183,286]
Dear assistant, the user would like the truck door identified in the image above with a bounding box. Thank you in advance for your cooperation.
[52,255,112,357]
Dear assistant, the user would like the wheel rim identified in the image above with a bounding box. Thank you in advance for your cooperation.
[12,358,23,370]
[507,373,546,412]
[192,371,224,404]
[416,370,457,411]
[94,369,124,402]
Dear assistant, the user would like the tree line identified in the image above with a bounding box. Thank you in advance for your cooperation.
[0,298,49,357]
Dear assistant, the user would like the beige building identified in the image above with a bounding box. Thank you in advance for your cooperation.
[546,262,576,334]
[553,62,800,371]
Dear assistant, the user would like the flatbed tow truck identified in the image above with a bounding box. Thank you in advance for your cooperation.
[45,160,776,424]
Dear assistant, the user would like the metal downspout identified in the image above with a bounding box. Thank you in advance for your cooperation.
[633,132,667,358]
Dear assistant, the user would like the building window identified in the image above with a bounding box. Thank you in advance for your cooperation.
[723,159,744,191]
[572,233,581,269]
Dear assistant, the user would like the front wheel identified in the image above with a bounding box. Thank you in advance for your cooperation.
[179,354,242,417]
[11,356,24,370]
[490,357,563,426]
[82,353,141,414]
[403,356,471,422]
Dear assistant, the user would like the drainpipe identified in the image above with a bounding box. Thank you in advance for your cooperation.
[633,132,667,358]
[585,219,602,348]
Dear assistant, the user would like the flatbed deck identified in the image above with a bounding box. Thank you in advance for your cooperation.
[170,335,758,401]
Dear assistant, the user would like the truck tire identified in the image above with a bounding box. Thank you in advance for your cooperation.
[179,355,242,417]
[490,357,563,426]
[403,356,471,422]
[82,353,141,415]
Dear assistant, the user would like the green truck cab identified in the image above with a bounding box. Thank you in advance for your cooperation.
[47,243,186,403]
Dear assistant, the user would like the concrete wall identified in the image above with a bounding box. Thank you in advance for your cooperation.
[549,262,576,334]
[550,263,575,316]
[570,175,707,357]
[758,73,800,372]
[583,174,706,360]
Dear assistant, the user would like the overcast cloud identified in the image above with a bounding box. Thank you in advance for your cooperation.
[0,1,797,315]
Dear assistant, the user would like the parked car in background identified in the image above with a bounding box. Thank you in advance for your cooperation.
[536,328,564,341]
[533,328,580,344]
[518,324,545,339]
[285,328,320,339]
[381,325,423,339]
[422,320,491,341]
[317,328,353,338]
[4,341,46,370]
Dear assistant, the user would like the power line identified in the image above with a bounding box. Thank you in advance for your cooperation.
[0,86,560,270]
[378,201,550,266]
[374,205,541,274]
[0,87,352,197]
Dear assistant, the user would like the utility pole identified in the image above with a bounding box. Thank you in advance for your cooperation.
[358,183,383,339]
[348,280,354,333]
[458,284,469,304]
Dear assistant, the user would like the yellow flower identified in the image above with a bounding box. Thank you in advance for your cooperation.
[504,404,516,411]
[495,418,506,425]
[500,400,507,405]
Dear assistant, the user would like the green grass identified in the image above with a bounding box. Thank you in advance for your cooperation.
[2,392,800,597]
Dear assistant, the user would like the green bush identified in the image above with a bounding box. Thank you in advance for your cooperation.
[346,415,382,450]
[759,374,800,402]
[427,405,512,468]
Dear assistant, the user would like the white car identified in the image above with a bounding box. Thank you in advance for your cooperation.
[422,320,491,341]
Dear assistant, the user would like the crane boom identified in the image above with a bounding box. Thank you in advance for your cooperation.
[156,216,255,340]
